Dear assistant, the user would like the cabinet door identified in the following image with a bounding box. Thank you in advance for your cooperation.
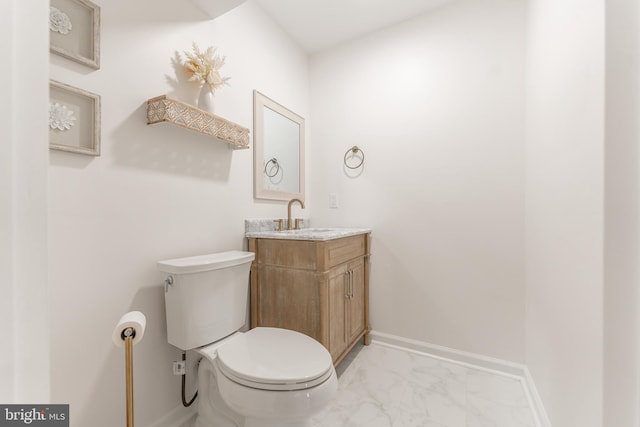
[348,258,366,343]
[256,267,321,340]
[328,264,348,361]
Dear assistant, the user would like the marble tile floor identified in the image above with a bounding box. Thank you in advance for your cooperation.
[313,342,538,427]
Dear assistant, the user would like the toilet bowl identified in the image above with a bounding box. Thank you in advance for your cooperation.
[196,327,337,427]
[158,251,337,427]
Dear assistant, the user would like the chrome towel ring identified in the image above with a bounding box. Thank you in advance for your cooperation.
[344,146,365,169]
[264,158,280,177]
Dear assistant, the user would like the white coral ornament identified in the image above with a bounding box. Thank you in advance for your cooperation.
[50,6,72,35]
[183,43,231,92]
[49,102,76,131]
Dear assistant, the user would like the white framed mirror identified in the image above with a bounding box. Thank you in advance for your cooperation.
[253,90,305,201]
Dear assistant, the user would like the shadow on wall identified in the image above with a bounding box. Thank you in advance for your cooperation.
[128,284,185,426]
[110,103,234,181]
[48,102,236,181]
[108,0,212,24]
[77,283,183,427]
[49,149,96,169]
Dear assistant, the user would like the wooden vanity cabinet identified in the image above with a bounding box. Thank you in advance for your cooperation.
[247,233,371,365]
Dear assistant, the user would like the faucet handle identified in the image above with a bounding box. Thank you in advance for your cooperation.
[274,219,284,232]
[294,218,302,230]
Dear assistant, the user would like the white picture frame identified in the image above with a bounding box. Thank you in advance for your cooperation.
[49,80,101,156]
[49,0,101,69]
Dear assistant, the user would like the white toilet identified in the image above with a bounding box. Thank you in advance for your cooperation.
[158,250,337,427]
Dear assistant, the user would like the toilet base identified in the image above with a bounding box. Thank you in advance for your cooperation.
[195,362,242,427]
[197,359,326,427]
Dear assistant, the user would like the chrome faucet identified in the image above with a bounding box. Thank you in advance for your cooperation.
[287,198,305,230]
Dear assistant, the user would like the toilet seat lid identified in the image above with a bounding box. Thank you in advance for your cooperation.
[216,327,333,391]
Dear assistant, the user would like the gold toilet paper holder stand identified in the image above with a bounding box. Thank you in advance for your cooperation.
[120,327,136,427]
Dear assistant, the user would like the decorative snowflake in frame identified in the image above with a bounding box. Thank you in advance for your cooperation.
[49,6,72,35]
[49,102,76,131]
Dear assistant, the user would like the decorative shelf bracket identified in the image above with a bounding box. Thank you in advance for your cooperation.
[146,95,250,149]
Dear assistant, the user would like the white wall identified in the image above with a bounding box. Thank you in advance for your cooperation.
[309,0,526,363]
[604,0,639,425]
[524,0,605,425]
[0,0,50,403]
[18,0,640,425]
[48,2,308,426]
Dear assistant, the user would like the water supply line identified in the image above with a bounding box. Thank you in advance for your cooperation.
[181,352,198,407]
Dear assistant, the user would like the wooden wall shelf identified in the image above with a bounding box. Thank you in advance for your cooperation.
[146,95,250,149]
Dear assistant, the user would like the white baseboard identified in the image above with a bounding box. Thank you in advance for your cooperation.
[522,367,553,427]
[370,330,526,376]
[369,330,551,427]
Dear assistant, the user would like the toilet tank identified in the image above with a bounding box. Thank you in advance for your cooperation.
[158,250,255,350]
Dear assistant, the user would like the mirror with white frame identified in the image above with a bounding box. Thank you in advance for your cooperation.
[253,90,305,202]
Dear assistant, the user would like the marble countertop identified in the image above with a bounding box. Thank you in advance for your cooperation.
[245,227,371,241]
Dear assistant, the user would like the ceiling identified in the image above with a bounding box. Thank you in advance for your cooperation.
[254,0,458,53]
